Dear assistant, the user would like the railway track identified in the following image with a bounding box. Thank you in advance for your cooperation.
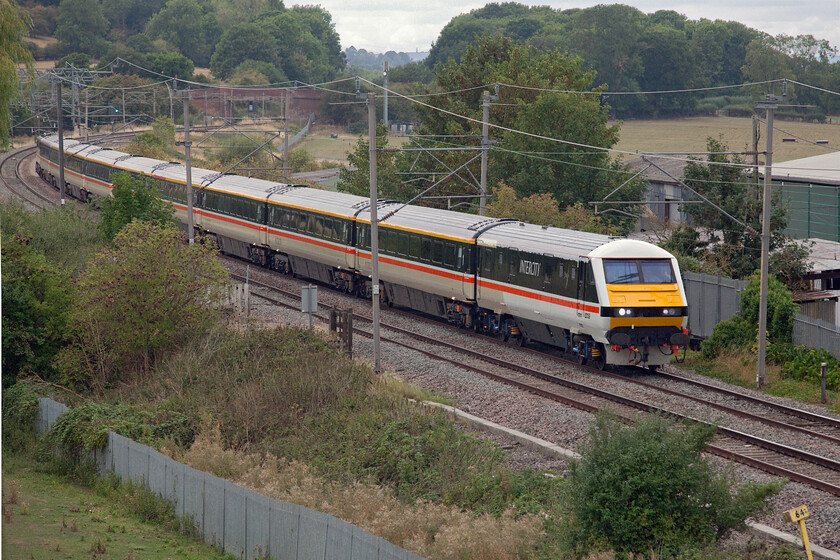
[0,145,53,210]
[232,269,840,497]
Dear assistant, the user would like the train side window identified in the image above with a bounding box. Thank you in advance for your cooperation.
[443,242,456,268]
[431,239,443,264]
[409,234,420,259]
[398,232,409,256]
[420,237,432,262]
[584,262,599,304]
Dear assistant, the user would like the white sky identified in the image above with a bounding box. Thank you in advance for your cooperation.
[298,1,840,55]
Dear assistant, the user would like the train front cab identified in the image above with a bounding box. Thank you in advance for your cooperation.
[596,256,689,368]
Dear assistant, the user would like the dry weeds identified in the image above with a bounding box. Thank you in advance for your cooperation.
[166,423,545,560]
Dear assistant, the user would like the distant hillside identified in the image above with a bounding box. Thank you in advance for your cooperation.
[345,47,428,70]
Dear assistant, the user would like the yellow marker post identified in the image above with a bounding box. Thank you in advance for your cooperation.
[783,505,813,560]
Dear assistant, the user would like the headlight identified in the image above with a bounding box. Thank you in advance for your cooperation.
[618,308,632,316]
[662,308,680,316]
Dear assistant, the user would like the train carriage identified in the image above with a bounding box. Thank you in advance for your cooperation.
[264,187,366,289]
[36,133,690,369]
[355,205,508,319]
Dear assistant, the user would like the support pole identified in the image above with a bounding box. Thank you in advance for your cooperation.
[480,90,489,216]
[369,92,381,374]
[756,100,776,389]
[182,91,194,244]
[56,80,65,207]
[383,61,389,128]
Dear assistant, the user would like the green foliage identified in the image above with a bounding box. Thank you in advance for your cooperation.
[41,400,197,460]
[1,231,72,387]
[767,343,840,390]
[98,171,177,241]
[739,274,797,343]
[210,6,344,83]
[0,200,104,276]
[701,316,754,359]
[55,52,91,69]
[563,412,782,557]
[1,0,36,150]
[54,0,110,56]
[57,222,229,391]
[701,275,796,358]
[144,0,220,67]
[2,381,41,452]
[390,34,643,228]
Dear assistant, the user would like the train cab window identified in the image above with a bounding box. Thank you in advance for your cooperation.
[604,259,675,284]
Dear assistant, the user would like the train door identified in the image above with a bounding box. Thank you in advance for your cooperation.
[576,259,588,320]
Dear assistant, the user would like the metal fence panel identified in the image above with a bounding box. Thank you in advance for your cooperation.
[324,517,353,560]
[203,473,226,548]
[127,439,150,485]
[182,466,205,531]
[297,508,328,560]
[224,481,246,559]
[270,501,301,560]
[245,490,271,560]
[111,433,131,479]
[37,398,68,433]
[164,456,186,517]
[147,448,167,498]
[794,315,840,358]
[683,272,747,339]
[350,525,380,559]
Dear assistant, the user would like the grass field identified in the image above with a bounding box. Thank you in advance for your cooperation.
[296,116,840,166]
[612,116,840,162]
[1,454,230,560]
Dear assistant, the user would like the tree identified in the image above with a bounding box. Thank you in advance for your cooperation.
[56,222,229,391]
[564,411,782,557]
[55,0,109,56]
[402,35,644,230]
[679,137,804,280]
[337,123,408,200]
[99,171,177,241]
[144,0,221,67]
[209,21,279,79]
[1,0,35,150]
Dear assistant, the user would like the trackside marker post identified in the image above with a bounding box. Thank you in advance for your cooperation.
[301,285,317,331]
[783,505,813,560]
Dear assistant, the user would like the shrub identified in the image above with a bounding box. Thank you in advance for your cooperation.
[562,411,782,558]
[56,222,228,390]
[701,275,796,359]
[2,381,41,452]
[701,315,753,359]
[768,342,840,390]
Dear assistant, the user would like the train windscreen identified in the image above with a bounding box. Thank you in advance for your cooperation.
[603,259,676,284]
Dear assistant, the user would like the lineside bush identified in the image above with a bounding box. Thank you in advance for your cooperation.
[561,411,783,558]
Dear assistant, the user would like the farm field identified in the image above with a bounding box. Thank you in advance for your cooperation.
[297,117,840,167]
[612,116,840,163]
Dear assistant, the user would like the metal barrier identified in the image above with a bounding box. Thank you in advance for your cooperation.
[36,398,424,560]
[682,272,747,340]
[794,315,840,358]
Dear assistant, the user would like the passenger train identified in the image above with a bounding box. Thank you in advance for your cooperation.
[36,133,690,369]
